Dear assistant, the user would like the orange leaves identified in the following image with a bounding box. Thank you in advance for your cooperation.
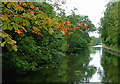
[65,32,70,35]
[32,27,44,38]
[56,5,61,9]
[30,11,36,15]
[3,30,5,34]
[39,7,43,10]
[80,30,83,32]
[56,5,59,9]
[78,29,83,32]
[60,30,70,35]
[35,7,39,10]
[38,32,44,38]
[60,20,71,27]
[39,26,42,28]
[73,27,77,30]
[22,2,27,6]
[87,26,92,29]
[54,26,58,29]
[60,20,65,24]
[65,21,71,26]
[20,26,27,32]
[77,23,92,30]
[30,4,35,9]
[15,29,24,35]
[6,26,8,30]
[30,11,34,14]
[37,15,41,18]
[77,24,82,27]
[32,26,37,30]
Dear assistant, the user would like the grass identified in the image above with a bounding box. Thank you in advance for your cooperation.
[102,44,120,52]
[102,44,120,56]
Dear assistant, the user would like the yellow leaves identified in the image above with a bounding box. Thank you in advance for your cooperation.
[34,16,36,20]
[7,2,13,8]
[4,2,8,5]
[2,14,9,21]
[20,26,27,32]
[15,5,24,11]
[35,7,39,10]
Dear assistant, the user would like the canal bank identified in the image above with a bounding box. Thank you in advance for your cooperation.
[3,45,120,83]
[102,45,120,56]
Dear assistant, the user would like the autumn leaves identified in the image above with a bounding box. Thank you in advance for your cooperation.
[1,2,92,51]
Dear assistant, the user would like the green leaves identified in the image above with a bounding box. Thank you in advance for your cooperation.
[8,23,13,30]
[2,22,7,30]
[13,23,18,30]
[7,2,13,8]
[48,28,54,35]
[1,41,6,47]
[100,2,119,47]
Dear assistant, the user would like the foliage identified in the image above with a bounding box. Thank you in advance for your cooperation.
[1,2,91,51]
[65,11,95,52]
[100,2,119,48]
[2,2,93,73]
[90,36,102,46]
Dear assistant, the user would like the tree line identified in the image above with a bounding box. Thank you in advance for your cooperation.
[1,2,95,74]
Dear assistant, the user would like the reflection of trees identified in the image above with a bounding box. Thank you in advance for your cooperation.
[90,47,101,54]
[17,48,97,82]
[67,48,96,82]
[17,57,68,82]
[100,50,120,82]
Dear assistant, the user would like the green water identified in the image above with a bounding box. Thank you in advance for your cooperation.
[3,46,120,83]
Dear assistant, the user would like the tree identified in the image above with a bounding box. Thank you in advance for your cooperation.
[100,1,119,48]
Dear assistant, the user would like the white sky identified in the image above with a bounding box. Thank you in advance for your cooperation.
[47,0,110,38]
[61,0,108,27]
[59,0,110,38]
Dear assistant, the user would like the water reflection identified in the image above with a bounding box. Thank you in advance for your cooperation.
[5,46,120,83]
[89,47,103,82]
[17,48,96,83]
[100,49,120,82]
[67,48,96,82]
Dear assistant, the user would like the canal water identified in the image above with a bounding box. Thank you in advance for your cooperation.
[3,45,120,83]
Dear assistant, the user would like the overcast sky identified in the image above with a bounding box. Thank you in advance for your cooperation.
[58,0,110,37]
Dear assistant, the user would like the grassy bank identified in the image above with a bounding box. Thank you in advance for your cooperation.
[102,45,120,56]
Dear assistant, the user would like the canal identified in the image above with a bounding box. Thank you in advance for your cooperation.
[3,45,120,83]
